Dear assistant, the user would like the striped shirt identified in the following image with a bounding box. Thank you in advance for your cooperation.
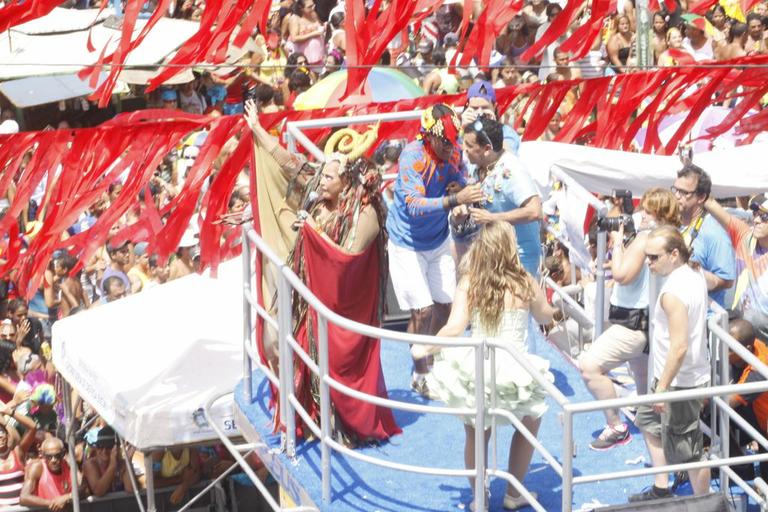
[0,450,25,507]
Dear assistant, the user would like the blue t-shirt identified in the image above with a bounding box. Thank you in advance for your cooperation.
[502,124,521,156]
[688,213,736,308]
[386,139,467,251]
[479,152,541,275]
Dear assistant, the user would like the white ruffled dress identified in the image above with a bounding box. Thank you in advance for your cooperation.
[427,309,554,426]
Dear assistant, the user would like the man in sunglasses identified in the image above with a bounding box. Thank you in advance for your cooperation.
[671,164,735,308]
[386,103,484,399]
[20,437,80,510]
[704,193,768,342]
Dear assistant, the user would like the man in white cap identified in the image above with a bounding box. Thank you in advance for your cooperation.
[169,229,198,281]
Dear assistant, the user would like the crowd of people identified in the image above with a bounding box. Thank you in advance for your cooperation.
[2,0,768,509]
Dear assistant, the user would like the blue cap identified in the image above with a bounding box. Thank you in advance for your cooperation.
[467,80,496,104]
[160,88,178,102]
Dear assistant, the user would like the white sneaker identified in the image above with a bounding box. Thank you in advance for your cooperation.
[503,491,537,510]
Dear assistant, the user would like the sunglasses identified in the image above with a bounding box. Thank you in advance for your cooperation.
[43,451,65,461]
[646,252,666,262]
[752,208,768,222]
[472,119,492,148]
[670,185,696,198]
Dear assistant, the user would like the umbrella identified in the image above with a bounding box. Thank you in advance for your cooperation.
[293,67,425,110]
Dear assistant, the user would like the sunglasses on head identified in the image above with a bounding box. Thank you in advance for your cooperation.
[472,118,492,148]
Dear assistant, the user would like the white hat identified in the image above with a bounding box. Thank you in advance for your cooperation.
[0,120,19,134]
[179,229,198,248]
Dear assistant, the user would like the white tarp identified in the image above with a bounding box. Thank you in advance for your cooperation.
[52,257,244,450]
[0,15,199,80]
[519,140,768,199]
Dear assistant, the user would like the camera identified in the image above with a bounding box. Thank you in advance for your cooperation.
[597,189,635,233]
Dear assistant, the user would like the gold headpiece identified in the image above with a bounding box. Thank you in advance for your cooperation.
[323,123,380,162]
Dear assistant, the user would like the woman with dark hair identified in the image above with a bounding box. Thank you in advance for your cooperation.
[320,51,343,79]
[288,0,326,72]
[709,5,730,47]
[325,11,345,55]
[5,300,44,356]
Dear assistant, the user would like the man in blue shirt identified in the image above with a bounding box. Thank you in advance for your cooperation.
[671,164,735,308]
[455,115,542,276]
[386,104,484,398]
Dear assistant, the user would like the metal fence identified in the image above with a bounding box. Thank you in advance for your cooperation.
[223,223,768,512]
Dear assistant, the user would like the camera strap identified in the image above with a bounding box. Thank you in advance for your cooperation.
[682,212,705,248]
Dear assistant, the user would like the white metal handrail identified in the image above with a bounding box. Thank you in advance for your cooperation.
[237,222,768,511]
[240,225,553,512]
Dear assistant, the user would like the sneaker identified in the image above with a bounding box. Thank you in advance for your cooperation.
[503,491,537,510]
[628,486,673,502]
[589,423,631,451]
[411,376,439,400]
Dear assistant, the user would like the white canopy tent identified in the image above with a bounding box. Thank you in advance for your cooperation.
[52,256,244,450]
[518,140,768,199]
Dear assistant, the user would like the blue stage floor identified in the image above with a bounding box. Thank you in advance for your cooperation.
[235,328,756,511]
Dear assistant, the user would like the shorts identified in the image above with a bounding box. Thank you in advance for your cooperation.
[635,380,707,464]
[388,238,456,310]
[579,324,648,393]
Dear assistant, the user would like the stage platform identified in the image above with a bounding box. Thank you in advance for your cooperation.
[234,328,754,511]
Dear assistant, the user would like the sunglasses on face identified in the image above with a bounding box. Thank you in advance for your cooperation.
[670,185,696,198]
[43,451,64,461]
[753,209,768,223]
[646,253,664,262]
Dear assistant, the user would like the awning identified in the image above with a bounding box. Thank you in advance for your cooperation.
[0,72,124,108]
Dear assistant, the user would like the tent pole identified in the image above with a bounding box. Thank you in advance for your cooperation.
[144,452,156,512]
[119,436,146,512]
[62,381,81,512]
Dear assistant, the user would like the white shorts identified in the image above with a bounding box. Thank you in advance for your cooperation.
[388,238,456,310]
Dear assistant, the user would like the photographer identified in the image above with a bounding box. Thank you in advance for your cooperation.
[578,188,681,451]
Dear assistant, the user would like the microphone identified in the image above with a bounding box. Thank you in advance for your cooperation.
[302,190,320,212]
[293,191,320,231]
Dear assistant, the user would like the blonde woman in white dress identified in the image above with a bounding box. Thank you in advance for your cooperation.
[413,221,559,510]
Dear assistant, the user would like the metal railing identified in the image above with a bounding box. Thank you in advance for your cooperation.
[230,222,768,512]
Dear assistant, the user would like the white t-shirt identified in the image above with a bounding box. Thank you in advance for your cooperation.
[652,264,710,387]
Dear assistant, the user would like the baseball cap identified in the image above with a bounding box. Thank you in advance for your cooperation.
[179,229,198,248]
[467,80,496,104]
[417,39,434,54]
[0,120,19,134]
[160,88,178,102]
[443,32,459,47]
[106,238,130,253]
[749,194,768,213]
[95,426,117,448]
[681,13,708,32]
[134,241,149,257]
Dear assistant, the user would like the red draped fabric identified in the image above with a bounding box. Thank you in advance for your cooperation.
[0,0,64,32]
[292,227,401,442]
[343,0,419,99]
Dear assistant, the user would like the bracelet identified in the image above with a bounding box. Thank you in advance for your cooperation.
[447,194,458,209]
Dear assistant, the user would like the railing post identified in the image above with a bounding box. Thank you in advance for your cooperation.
[242,226,253,404]
[62,380,81,512]
[473,339,487,512]
[562,409,573,512]
[719,316,731,495]
[277,270,296,457]
[593,229,607,340]
[318,316,331,503]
